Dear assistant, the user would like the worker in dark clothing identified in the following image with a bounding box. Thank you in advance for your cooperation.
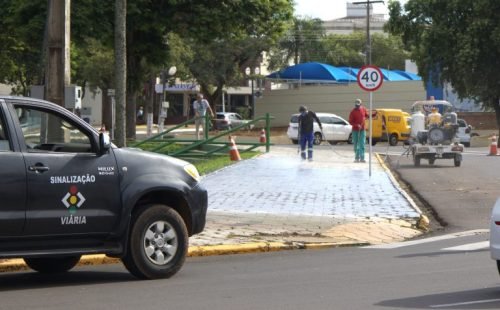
[298,105,322,161]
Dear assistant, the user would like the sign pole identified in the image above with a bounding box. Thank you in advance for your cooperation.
[369,91,373,177]
[356,65,383,178]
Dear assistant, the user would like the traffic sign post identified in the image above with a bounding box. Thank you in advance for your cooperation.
[357,65,383,177]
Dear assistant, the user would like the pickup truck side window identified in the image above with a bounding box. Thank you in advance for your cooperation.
[0,110,11,151]
[16,107,93,153]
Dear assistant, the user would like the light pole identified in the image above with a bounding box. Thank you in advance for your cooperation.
[159,66,177,133]
[245,66,260,119]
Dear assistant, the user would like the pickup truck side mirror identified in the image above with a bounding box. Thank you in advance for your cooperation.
[98,132,111,155]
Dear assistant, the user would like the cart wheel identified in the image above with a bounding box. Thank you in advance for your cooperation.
[454,156,461,167]
[414,155,421,167]
[429,158,435,165]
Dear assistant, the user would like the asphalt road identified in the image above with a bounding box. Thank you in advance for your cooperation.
[0,231,496,310]
[1,143,498,309]
[381,145,500,232]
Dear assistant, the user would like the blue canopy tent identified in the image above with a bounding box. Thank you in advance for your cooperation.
[266,62,357,83]
[267,62,422,84]
[392,70,422,81]
[339,66,412,81]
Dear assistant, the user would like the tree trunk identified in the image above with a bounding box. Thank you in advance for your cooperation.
[126,89,136,140]
[146,76,155,137]
[114,0,126,147]
[493,97,500,144]
[101,88,112,130]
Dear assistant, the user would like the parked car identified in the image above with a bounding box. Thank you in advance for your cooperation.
[490,198,500,275]
[287,112,352,145]
[457,118,477,147]
[214,112,253,130]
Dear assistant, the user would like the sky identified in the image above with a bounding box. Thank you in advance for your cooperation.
[293,0,406,21]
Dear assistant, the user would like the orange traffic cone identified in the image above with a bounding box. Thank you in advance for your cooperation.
[488,135,499,156]
[260,129,267,143]
[228,135,241,161]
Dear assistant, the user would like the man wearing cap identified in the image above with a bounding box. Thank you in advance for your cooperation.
[298,106,322,161]
[349,99,369,162]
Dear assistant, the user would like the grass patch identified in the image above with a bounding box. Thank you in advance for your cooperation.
[191,152,259,175]
[130,140,260,175]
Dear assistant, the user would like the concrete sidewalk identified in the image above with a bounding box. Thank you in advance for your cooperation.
[0,144,428,272]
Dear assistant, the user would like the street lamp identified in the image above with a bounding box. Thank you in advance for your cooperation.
[245,66,260,119]
[159,65,177,133]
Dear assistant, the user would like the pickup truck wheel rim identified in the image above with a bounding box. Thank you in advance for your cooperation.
[144,221,178,266]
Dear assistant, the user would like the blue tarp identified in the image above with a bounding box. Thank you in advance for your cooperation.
[392,70,422,81]
[266,62,357,83]
[268,62,421,83]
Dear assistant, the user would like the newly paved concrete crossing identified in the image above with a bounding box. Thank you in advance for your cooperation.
[191,145,424,247]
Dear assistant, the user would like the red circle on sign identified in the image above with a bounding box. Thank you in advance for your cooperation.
[357,65,383,92]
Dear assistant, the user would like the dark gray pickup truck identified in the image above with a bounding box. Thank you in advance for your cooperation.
[0,96,207,279]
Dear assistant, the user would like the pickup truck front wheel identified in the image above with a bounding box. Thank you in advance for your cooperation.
[24,255,81,274]
[122,204,188,280]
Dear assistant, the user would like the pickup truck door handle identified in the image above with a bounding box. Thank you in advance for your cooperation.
[28,163,50,173]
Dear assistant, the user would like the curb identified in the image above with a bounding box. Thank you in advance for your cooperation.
[0,241,365,273]
[374,152,430,231]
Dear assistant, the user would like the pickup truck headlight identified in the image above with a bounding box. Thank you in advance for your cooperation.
[184,164,200,182]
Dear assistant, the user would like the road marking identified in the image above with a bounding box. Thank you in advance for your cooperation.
[363,229,488,249]
[430,298,500,308]
[441,241,489,251]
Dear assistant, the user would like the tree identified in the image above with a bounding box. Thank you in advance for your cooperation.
[168,1,294,106]
[386,0,500,135]
[267,17,325,70]
[0,0,47,95]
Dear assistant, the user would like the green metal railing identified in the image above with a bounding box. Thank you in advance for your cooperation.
[133,113,273,158]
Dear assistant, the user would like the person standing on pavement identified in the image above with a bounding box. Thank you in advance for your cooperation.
[349,99,369,162]
[298,105,322,161]
[193,93,214,139]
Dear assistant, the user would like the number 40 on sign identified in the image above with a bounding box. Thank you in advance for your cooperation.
[357,65,383,92]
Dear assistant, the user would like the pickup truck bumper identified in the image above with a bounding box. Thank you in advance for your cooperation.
[187,183,208,235]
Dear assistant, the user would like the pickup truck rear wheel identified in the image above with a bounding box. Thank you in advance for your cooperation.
[122,204,188,280]
[24,255,81,274]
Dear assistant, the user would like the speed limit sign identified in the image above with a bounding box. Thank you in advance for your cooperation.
[357,65,383,92]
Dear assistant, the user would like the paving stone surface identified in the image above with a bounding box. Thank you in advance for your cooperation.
[190,145,423,246]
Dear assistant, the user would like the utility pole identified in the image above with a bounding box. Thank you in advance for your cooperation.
[352,0,384,65]
[46,0,71,107]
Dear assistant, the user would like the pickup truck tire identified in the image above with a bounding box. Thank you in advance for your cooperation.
[24,255,81,274]
[122,204,188,280]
